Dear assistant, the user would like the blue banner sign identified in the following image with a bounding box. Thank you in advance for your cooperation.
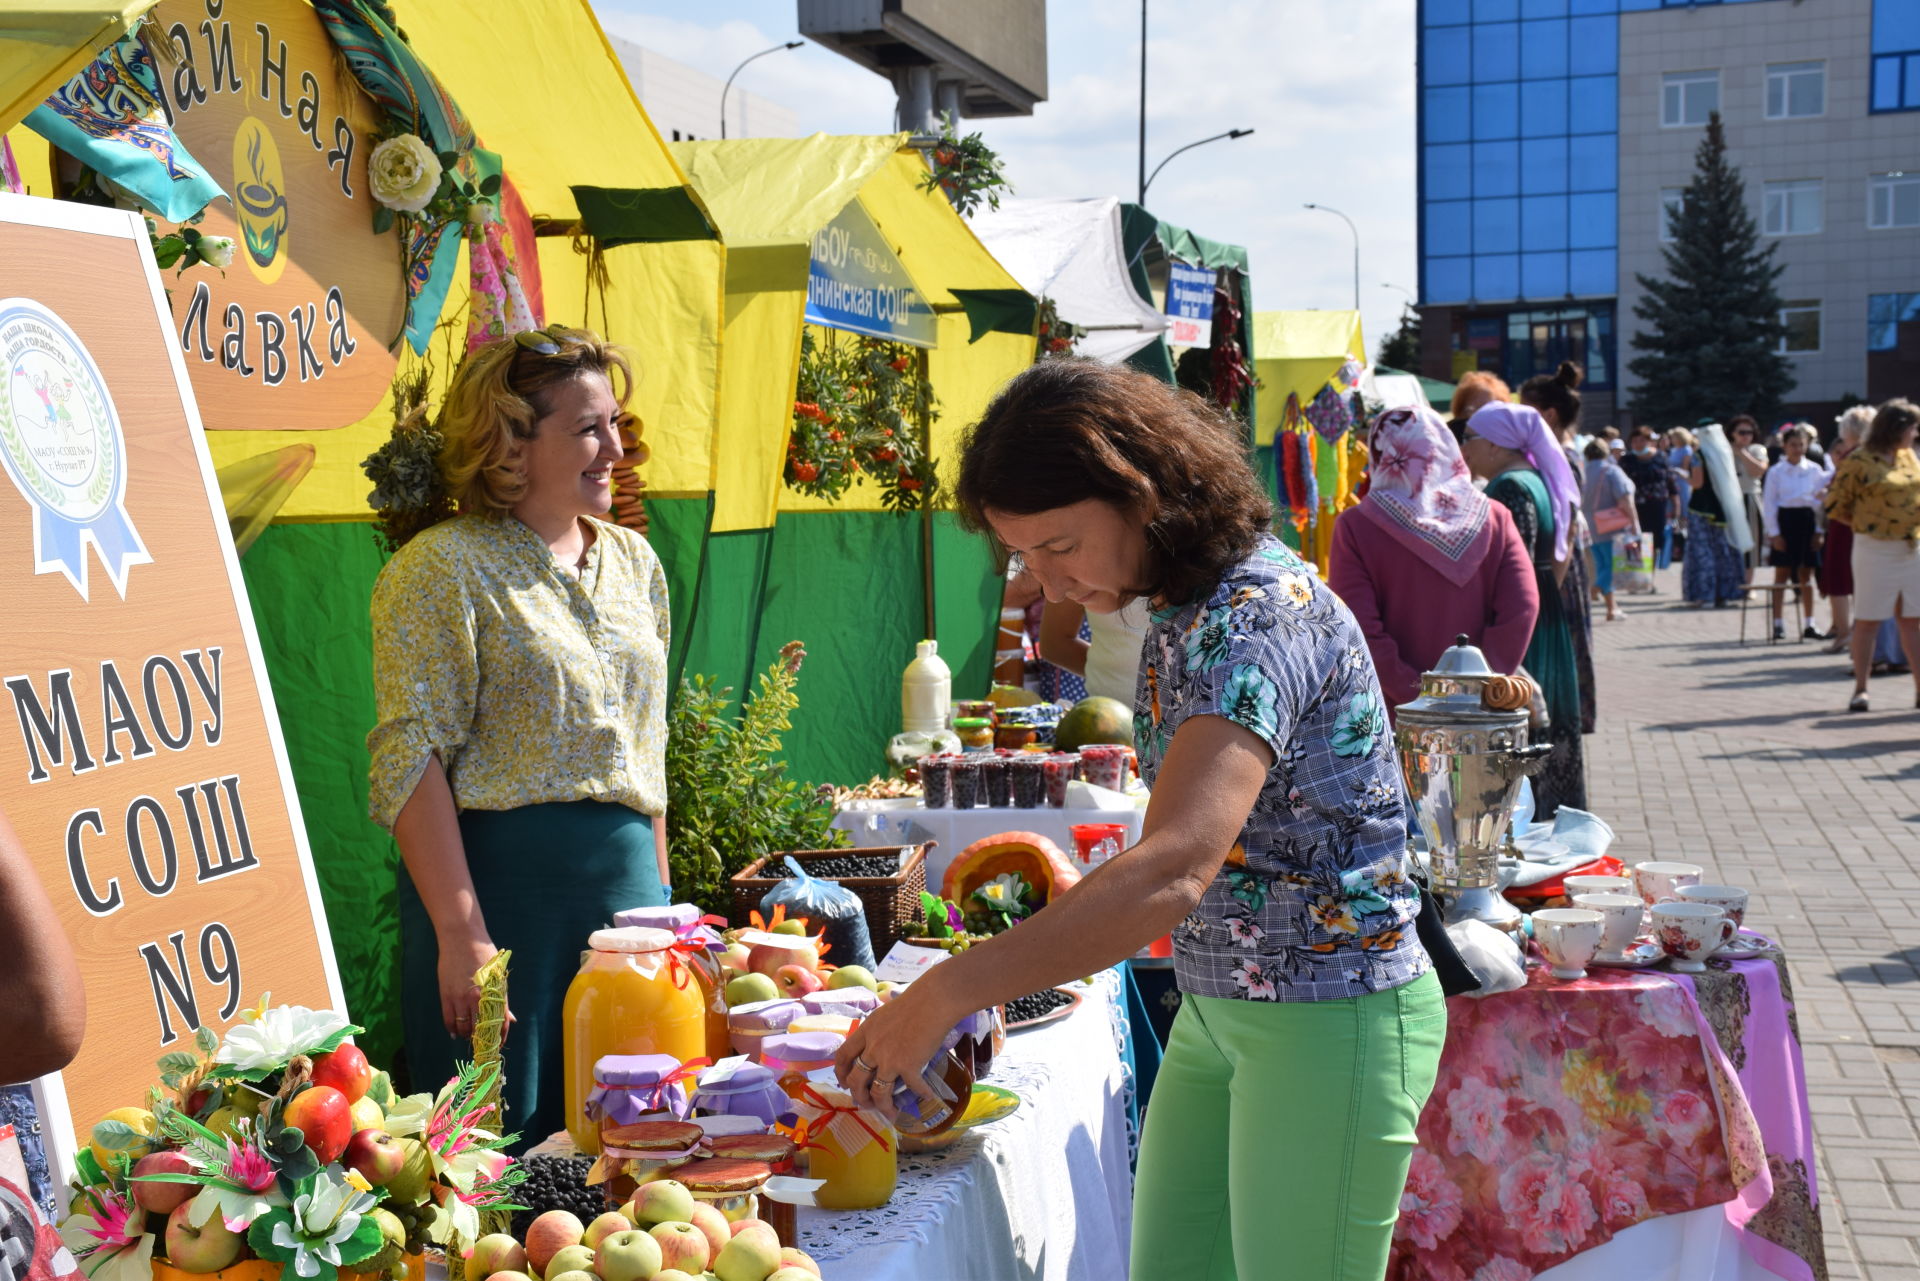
[806,201,938,348]
[1165,260,1216,346]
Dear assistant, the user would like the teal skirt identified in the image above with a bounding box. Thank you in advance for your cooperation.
[399,800,664,1151]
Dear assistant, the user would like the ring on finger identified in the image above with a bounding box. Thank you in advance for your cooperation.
[854,1055,876,1072]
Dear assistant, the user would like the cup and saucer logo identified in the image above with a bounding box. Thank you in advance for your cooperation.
[0,298,151,600]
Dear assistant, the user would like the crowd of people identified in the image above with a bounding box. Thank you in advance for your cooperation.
[1318,366,1920,830]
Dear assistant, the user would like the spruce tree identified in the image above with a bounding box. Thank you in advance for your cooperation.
[1378,305,1420,370]
[1628,113,1795,425]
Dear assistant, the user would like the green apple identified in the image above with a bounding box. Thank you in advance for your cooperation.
[383,1137,434,1205]
[631,1179,696,1226]
[825,965,877,992]
[591,1229,662,1281]
[542,1244,595,1280]
[712,1232,780,1281]
[770,919,808,937]
[724,972,780,1007]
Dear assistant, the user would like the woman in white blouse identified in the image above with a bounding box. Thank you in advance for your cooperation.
[1761,423,1829,640]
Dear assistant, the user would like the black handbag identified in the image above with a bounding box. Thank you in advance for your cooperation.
[1414,885,1482,997]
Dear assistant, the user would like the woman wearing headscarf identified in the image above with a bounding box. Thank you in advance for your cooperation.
[1520,362,1597,734]
[1329,405,1539,711]
[1684,423,1753,607]
[1461,401,1587,816]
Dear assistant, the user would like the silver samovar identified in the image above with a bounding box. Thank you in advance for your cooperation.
[1395,635,1552,934]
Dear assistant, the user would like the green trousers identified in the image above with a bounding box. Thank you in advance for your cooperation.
[1131,971,1446,1280]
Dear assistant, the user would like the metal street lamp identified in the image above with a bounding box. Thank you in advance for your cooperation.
[1140,128,1254,204]
[1381,282,1415,305]
[1304,203,1360,312]
[720,41,803,139]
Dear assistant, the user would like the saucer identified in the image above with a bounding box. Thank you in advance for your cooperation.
[1718,933,1775,957]
[1589,940,1664,968]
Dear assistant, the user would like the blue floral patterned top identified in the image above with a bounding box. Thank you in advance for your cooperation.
[1137,535,1431,1002]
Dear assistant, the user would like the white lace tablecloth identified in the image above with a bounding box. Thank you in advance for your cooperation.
[796,968,1136,1280]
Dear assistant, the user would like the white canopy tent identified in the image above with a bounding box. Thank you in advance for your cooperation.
[968,196,1169,364]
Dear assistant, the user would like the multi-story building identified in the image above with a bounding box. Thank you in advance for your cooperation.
[1416,0,1920,429]
[606,37,798,143]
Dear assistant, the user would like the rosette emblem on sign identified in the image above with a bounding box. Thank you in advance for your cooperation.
[0,299,151,599]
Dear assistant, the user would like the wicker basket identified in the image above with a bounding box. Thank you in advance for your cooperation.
[729,844,932,956]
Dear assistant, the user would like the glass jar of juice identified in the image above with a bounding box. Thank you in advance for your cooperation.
[792,1079,898,1210]
[563,927,709,1155]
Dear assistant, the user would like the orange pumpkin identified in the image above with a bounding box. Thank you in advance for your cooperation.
[942,831,1082,907]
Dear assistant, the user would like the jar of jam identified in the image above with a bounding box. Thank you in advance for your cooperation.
[790,1078,898,1210]
[690,1061,790,1128]
[888,1046,975,1139]
[953,716,994,751]
[727,998,804,1061]
[592,1118,703,1209]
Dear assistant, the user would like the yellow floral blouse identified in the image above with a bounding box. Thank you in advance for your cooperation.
[367,514,671,830]
[1825,448,1920,544]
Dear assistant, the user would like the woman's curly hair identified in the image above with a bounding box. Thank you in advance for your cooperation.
[438,327,634,515]
[955,358,1272,607]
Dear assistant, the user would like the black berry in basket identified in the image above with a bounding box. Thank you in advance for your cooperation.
[1005,988,1074,1025]
[508,1155,605,1238]
[768,855,901,880]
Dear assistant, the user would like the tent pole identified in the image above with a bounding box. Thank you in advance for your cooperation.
[921,348,936,645]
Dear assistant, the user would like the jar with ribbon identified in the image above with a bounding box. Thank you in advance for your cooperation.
[789,1076,898,1210]
[615,907,735,1059]
[690,1060,792,1128]
[728,998,805,1061]
[562,926,712,1154]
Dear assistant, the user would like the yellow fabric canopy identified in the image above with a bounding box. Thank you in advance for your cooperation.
[0,0,155,134]
[200,0,723,520]
[1251,310,1366,437]
[670,135,1032,531]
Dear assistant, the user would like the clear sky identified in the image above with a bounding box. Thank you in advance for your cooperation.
[587,0,1418,363]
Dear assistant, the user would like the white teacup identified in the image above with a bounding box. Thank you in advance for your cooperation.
[1633,861,1703,908]
[1651,901,1736,973]
[1572,892,1645,958]
[1564,874,1634,900]
[1676,884,1748,930]
[1534,908,1606,980]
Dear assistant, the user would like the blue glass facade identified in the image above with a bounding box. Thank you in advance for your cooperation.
[1871,1,1920,112]
[1419,0,1634,308]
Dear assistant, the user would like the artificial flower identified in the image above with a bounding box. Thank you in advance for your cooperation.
[60,1186,155,1281]
[250,1171,381,1281]
[972,873,1029,913]
[214,1005,356,1079]
[171,1117,287,1230]
[368,134,440,213]
[196,235,235,268]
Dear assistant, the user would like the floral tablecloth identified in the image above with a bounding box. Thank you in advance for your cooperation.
[1390,935,1823,1281]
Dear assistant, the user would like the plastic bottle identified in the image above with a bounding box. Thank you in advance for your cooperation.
[902,639,951,734]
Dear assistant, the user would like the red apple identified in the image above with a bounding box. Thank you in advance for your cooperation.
[686,1202,730,1262]
[343,1129,405,1186]
[464,1234,526,1277]
[164,1202,243,1272]
[309,1044,373,1104]
[648,1222,709,1275]
[774,964,824,997]
[523,1210,584,1275]
[283,1085,352,1165]
[747,938,818,978]
[130,1151,196,1215]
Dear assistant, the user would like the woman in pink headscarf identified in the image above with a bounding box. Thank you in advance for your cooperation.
[1461,400,1587,816]
[1329,405,1540,712]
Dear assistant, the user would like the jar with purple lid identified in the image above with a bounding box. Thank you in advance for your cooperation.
[612,903,703,931]
[799,988,881,1017]
[691,1061,792,1128]
[584,1053,699,1126]
[760,1029,845,1075]
[728,998,804,1061]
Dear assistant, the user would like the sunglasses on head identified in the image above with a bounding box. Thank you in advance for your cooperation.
[513,324,581,356]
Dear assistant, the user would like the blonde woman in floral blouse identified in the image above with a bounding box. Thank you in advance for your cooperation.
[1825,398,1920,712]
[367,327,670,1143]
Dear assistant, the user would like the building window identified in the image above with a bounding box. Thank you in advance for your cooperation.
[1662,71,1719,127]
[1763,180,1823,236]
[1869,173,1920,229]
[1872,52,1920,112]
[1661,188,1686,242]
[1868,292,1920,350]
[1765,62,1825,119]
[1777,301,1821,354]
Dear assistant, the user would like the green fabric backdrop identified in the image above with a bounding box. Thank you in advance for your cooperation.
[239,507,998,1063]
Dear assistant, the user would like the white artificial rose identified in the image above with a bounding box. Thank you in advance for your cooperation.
[369,133,441,213]
[196,235,235,268]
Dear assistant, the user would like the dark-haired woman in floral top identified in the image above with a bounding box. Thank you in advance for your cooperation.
[834,360,1442,1281]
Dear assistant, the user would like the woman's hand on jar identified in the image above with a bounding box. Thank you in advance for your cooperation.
[438,935,511,1041]
[833,985,955,1119]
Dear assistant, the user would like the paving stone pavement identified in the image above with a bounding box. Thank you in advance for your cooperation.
[1585,568,1920,1280]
